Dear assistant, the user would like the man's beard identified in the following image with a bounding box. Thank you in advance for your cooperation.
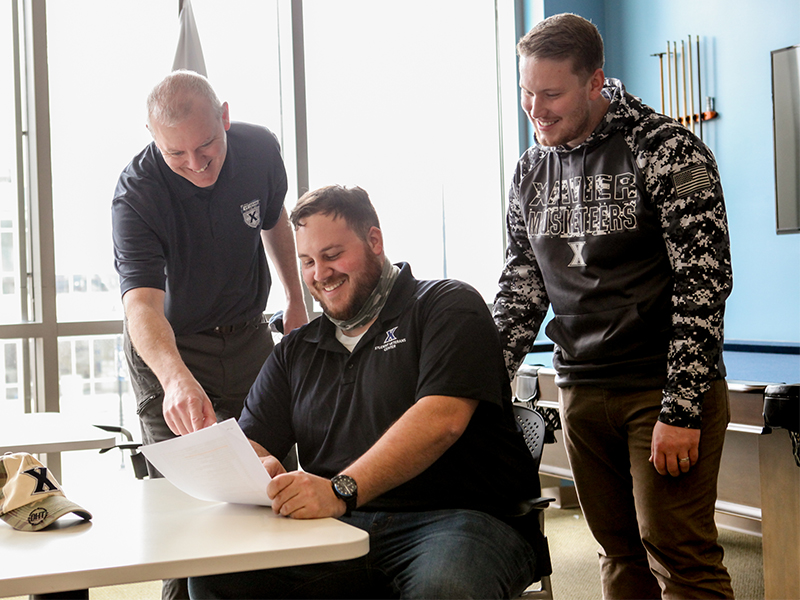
[537,108,594,148]
[313,250,384,321]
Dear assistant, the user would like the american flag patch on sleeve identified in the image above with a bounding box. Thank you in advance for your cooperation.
[672,164,712,198]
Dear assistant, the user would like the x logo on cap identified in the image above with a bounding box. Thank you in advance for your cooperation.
[23,467,59,494]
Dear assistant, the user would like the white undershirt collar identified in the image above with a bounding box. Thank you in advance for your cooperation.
[336,327,366,352]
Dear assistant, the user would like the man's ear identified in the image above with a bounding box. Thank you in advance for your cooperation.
[221,101,231,131]
[588,68,605,100]
[366,226,384,256]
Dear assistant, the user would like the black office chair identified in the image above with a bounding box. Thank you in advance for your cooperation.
[512,403,555,600]
[94,424,149,479]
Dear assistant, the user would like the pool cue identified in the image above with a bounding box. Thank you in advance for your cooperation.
[688,36,695,133]
[666,42,673,117]
[696,35,703,140]
[659,53,665,114]
[682,40,688,126]
[673,42,680,123]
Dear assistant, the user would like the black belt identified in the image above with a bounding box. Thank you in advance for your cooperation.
[206,314,263,335]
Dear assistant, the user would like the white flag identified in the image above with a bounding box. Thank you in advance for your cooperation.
[172,0,207,76]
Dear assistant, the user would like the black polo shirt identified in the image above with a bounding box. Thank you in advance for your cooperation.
[239,263,539,513]
[112,122,287,335]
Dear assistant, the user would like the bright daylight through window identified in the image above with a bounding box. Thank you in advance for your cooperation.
[1,1,519,480]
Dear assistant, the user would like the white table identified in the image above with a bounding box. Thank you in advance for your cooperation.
[0,477,370,597]
[0,413,119,483]
[0,413,117,454]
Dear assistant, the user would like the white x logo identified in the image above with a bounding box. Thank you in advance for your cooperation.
[568,242,587,267]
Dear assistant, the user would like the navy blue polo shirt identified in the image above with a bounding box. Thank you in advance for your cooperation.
[112,122,287,335]
[239,263,539,514]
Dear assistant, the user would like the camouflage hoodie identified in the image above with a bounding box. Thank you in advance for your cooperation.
[493,78,732,428]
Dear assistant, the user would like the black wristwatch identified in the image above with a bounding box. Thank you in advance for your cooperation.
[331,474,358,516]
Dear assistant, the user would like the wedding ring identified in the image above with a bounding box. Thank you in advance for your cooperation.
[679,457,690,463]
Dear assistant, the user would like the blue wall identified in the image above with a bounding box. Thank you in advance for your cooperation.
[526,0,800,344]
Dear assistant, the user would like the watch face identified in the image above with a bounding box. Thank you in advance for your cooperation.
[333,475,357,497]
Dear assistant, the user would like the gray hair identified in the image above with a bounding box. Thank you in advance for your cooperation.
[146,70,223,129]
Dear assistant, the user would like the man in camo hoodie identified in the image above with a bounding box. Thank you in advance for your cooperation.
[494,13,734,599]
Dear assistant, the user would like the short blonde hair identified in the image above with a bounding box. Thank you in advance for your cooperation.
[146,70,223,128]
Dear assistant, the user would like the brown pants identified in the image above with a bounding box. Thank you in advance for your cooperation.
[559,380,734,599]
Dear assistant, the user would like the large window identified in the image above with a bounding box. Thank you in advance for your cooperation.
[303,0,520,300]
[1,339,22,414]
[46,2,174,324]
[1,2,520,465]
[0,2,289,448]
[44,0,289,439]
[0,3,21,327]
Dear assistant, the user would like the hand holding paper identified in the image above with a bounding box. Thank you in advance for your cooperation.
[140,419,272,506]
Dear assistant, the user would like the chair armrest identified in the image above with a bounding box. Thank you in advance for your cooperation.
[93,423,135,442]
[505,496,556,519]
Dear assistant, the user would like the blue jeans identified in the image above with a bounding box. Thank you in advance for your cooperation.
[188,508,538,599]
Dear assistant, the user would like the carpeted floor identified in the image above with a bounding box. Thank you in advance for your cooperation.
[91,581,162,599]
[544,507,764,599]
[2,580,161,600]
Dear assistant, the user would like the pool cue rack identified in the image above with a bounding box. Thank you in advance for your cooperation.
[651,35,718,140]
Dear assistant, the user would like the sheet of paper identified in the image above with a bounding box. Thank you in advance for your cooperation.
[140,418,272,506]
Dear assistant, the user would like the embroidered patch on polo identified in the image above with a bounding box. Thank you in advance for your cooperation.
[672,165,712,198]
[241,199,261,228]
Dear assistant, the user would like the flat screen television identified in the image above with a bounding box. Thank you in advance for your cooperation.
[772,44,800,234]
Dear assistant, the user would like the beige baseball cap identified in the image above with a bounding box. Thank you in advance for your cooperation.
[0,452,92,532]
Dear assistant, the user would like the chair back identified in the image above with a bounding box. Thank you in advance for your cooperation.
[513,404,547,471]
[511,403,555,599]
